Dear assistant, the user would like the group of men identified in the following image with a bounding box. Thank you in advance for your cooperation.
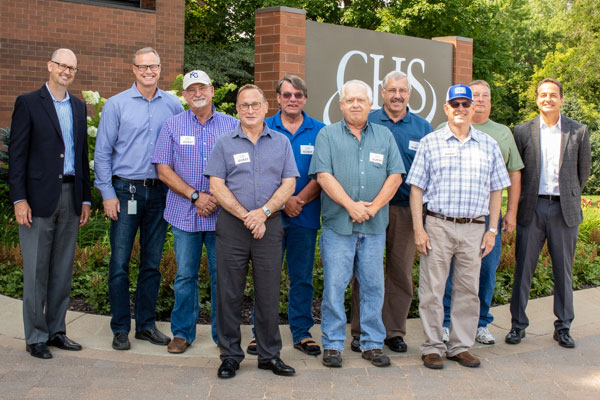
[9,47,590,378]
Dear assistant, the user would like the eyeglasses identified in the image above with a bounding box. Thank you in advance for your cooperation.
[238,102,263,111]
[184,86,211,94]
[281,92,304,100]
[134,64,160,72]
[384,88,409,95]
[50,61,78,74]
[448,100,472,109]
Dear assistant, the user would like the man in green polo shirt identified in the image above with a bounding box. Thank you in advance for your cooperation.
[441,80,524,345]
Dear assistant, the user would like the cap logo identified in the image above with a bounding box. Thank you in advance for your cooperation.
[190,72,198,78]
[455,87,466,94]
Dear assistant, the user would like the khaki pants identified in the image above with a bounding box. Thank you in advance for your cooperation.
[419,216,484,357]
[351,205,416,339]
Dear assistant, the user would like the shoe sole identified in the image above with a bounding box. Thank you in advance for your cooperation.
[423,362,443,370]
[135,333,169,346]
[257,364,295,376]
[447,356,480,368]
[167,346,189,354]
[322,360,342,368]
[476,338,495,345]
[112,343,130,351]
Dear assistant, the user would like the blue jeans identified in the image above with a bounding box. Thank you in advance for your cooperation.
[171,227,217,344]
[320,226,386,352]
[108,179,168,334]
[443,215,502,328]
[283,221,318,344]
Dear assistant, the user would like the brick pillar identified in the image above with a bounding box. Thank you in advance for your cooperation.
[254,6,306,117]
[432,36,473,84]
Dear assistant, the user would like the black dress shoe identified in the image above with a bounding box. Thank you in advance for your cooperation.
[135,327,170,345]
[112,332,131,351]
[384,336,407,353]
[218,358,239,379]
[554,328,575,348]
[258,357,295,376]
[47,333,82,351]
[26,343,52,359]
[350,336,361,352]
[505,328,526,344]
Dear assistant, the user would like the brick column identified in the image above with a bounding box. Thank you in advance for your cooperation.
[254,6,306,117]
[432,36,473,84]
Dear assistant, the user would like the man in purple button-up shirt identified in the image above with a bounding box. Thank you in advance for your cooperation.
[152,70,238,354]
[205,84,299,379]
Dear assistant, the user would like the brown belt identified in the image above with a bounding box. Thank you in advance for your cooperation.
[426,210,485,224]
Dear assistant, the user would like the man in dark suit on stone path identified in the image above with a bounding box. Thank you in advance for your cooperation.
[506,78,591,348]
[9,48,92,359]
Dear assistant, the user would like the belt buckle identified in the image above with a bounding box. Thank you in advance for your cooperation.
[143,178,152,187]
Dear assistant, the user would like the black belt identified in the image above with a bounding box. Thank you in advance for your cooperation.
[62,175,75,183]
[539,194,560,202]
[426,210,485,224]
[113,175,161,187]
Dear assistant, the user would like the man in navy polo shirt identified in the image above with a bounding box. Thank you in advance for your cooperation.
[350,71,432,353]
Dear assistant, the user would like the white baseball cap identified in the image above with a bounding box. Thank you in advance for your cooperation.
[183,70,211,90]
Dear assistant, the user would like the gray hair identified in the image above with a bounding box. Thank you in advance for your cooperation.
[382,71,411,91]
[537,78,563,98]
[133,47,160,65]
[276,75,308,98]
[237,84,267,103]
[340,80,373,104]
[469,79,491,90]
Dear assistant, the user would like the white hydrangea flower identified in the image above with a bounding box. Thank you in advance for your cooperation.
[179,96,187,107]
[82,90,100,105]
[89,160,94,170]
[167,90,179,96]
[87,126,97,138]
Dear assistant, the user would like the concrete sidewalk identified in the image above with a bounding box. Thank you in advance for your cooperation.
[1,288,600,399]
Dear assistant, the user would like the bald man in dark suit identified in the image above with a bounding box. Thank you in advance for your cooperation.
[506,78,591,348]
[9,48,91,359]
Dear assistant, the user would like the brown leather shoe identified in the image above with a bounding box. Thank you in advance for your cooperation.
[422,353,443,369]
[167,337,190,354]
[447,351,480,367]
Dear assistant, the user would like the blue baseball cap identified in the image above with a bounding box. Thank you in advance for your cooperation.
[446,84,473,102]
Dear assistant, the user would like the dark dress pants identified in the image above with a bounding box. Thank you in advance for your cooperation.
[511,197,579,330]
[216,210,283,363]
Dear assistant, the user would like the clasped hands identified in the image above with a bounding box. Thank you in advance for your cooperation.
[347,200,376,223]
[243,208,267,239]
[194,192,218,217]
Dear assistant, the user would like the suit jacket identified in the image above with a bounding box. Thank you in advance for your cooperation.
[514,114,591,228]
[8,84,91,217]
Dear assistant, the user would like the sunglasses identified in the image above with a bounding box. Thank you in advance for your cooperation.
[448,100,472,109]
[281,92,304,99]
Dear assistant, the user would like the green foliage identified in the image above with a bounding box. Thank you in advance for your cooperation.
[0,127,11,213]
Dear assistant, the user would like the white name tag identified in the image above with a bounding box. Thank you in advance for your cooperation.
[369,152,384,164]
[180,136,195,145]
[233,152,250,165]
[300,145,314,155]
[443,148,457,157]
[408,140,420,151]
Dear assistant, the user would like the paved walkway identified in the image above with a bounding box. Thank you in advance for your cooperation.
[1,288,600,399]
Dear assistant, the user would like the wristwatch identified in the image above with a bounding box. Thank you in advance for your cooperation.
[488,227,498,235]
[190,190,199,203]
[262,206,272,218]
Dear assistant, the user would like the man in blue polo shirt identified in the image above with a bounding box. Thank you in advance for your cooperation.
[244,76,325,357]
[350,71,432,353]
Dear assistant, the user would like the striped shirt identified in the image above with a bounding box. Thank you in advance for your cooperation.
[406,125,510,218]
[45,82,74,175]
[152,108,239,232]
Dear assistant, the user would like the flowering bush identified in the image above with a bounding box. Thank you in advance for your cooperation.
[81,90,106,173]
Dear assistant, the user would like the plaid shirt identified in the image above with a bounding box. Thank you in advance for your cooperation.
[406,125,510,218]
[152,108,239,232]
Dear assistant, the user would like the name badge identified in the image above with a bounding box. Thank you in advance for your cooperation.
[233,152,250,165]
[408,140,420,151]
[369,152,384,164]
[443,148,458,157]
[180,136,195,145]
[300,145,314,155]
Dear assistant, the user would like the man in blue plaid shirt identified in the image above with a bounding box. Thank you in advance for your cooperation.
[152,70,238,354]
[406,84,510,370]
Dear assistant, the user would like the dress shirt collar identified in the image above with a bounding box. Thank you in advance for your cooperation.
[232,123,272,139]
[45,82,70,103]
[341,118,372,137]
[540,114,561,131]
[129,82,163,101]
[443,124,478,143]
[190,105,217,124]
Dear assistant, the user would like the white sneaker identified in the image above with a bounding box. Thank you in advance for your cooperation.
[442,327,450,343]
[476,327,495,344]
